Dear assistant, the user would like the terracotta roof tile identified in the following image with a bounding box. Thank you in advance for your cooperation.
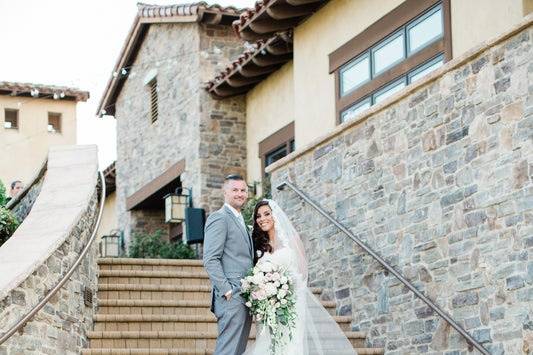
[233,0,328,41]
[0,81,89,102]
[205,31,293,98]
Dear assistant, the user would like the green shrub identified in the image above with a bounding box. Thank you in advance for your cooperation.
[0,206,19,247]
[0,179,7,207]
[128,230,195,259]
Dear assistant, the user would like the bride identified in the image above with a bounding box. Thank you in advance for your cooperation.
[244,199,357,355]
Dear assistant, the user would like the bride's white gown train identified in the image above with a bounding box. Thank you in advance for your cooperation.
[244,245,357,355]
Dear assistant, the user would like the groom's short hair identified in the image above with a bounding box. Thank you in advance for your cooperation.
[223,174,245,188]
[224,174,244,182]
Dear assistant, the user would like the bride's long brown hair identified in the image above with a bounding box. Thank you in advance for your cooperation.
[252,200,273,265]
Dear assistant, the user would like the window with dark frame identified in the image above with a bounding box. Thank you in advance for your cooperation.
[148,78,159,123]
[258,122,295,178]
[4,109,18,129]
[330,0,452,124]
[48,112,61,133]
[265,139,295,168]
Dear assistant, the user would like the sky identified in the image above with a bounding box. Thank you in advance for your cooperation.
[0,0,255,169]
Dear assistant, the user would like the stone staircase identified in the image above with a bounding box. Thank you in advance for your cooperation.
[82,258,384,354]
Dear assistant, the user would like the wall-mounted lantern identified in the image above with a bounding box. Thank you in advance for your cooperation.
[164,187,205,244]
[164,187,191,223]
[99,229,124,257]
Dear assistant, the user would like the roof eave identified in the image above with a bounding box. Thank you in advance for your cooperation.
[235,0,328,41]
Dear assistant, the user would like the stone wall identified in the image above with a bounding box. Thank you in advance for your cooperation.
[116,23,202,244]
[0,191,99,355]
[116,22,246,245]
[0,145,101,354]
[199,24,247,213]
[269,21,532,354]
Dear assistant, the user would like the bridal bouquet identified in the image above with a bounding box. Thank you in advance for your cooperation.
[240,259,297,354]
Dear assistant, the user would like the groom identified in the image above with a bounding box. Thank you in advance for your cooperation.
[203,174,254,354]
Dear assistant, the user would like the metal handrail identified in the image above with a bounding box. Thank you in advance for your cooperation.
[0,171,106,345]
[276,180,489,355]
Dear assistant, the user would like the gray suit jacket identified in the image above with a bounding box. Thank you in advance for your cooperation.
[203,205,254,313]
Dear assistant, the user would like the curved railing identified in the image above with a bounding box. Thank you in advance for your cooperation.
[276,180,490,355]
[0,170,106,345]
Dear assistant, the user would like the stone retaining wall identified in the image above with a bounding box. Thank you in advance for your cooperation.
[269,19,532,355]
[0,145,101,354]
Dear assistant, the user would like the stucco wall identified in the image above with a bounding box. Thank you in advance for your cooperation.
[0,97,77,192]
[96,191,117,241]
[246,61,295,187]
[451,0,527,58]
[268,19,533,355]
[293,0,405,147]
[292,0,529,148]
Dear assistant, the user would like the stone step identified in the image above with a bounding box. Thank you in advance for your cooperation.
[98,270,209,286]
[82,348,385,355]
[97,283,324,301]
[96,299,338,316]
[87,330,367,350]
[98,258,205,273]
[92,314,353,332]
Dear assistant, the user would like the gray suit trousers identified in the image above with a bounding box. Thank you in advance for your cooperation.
[213,293,252,355]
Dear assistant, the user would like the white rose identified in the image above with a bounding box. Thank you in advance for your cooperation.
[280,276,288,284]
[280,299,287,305]
[259,262,273,273]
[277,289,287,299]
[245,302,252,308]
[271,272,281,281]
[265,283,277,296]
[275,302,281,308]
[252,273,264,285]
[282,284,289,290]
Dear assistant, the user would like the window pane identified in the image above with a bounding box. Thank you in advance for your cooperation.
[408,6,443,54]
[340,54,370,95]
[409,56,444,83]
[341,98,371,123]
[374,78,406,104]
[373,32,405,75]
[48,113,61,133]
[265,145,288,167]
[4,109,18,129]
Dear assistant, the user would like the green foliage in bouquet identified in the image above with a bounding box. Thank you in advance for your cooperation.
[128,230,196,259]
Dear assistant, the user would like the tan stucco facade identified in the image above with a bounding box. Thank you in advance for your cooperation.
[0,96,77,192]
[246,61,295,188]
[244,0,530,184]
[451,0,531,57]
[96,191,119,255]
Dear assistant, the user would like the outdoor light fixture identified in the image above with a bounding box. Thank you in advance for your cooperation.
[99,230,123,257]
[164,187,192,223]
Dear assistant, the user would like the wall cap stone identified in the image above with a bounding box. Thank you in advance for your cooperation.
[0,145,98,301]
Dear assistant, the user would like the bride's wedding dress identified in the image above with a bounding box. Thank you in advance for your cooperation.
[244,200,357,355]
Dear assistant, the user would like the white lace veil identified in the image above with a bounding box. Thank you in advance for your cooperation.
[262,199,358,355]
